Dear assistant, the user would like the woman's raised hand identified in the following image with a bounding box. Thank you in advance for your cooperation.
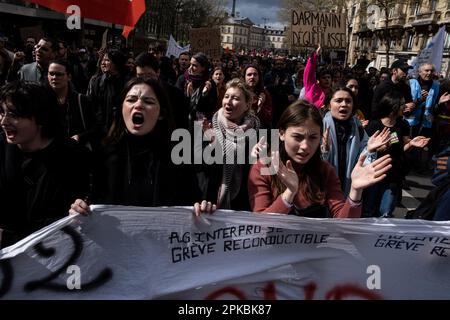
[351,154,392,191]
[272,151,298,193]
[367,127,391,153]
[251,136,268,160]
[410,136,430,148]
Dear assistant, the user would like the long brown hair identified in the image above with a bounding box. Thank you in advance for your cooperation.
[272,100,325,204]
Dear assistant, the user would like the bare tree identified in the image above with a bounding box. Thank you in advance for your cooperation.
[138,0,227,43]
[378,0,399,67]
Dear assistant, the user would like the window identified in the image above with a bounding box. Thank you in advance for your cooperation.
[407,33,414,50]
[227,27,230,33]
[414,1,421,15]
[430,0,436,11]
[423,35,432,49]
[445,31,450,49]
[372,36,378,49]
[390,39,396,48]
[227,36,230,43]
[388,6,396,18]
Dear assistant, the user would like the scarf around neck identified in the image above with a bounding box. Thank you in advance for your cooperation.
[212,109,260,209]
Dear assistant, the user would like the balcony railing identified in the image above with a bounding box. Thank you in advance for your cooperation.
[409,11,439,25]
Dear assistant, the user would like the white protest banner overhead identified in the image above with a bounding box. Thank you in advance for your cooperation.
[409,26,446,77]
[1,206,450,299]
[166,35,190,58]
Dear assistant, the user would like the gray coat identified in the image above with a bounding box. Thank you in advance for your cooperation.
[18,62,46,84]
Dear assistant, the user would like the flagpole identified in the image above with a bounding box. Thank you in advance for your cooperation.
[112,24,115,46]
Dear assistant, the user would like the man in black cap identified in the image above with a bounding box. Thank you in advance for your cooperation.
[371,59,414,119]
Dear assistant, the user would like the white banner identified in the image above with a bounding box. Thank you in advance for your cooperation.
[166,35,190,58]
[410,26,446,77]
[1,206,450,300]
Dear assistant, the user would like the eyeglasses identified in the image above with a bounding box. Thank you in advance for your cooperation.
[48,71,66,77]
[0,109,21,121]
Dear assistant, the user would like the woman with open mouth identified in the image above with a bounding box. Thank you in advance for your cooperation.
[194,78,260,213]
[70,77,201,215]
[322,87,391,197]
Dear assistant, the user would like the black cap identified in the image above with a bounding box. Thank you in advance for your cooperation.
[390,59,412,73]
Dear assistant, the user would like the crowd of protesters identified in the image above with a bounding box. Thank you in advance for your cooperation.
[1,34,449,248]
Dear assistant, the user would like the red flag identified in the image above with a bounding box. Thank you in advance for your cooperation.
[26,0,145,38]
[121,0,146,38]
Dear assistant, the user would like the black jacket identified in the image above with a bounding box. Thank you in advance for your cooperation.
[92,133,200,207]
[0,136,91,247]
[59,87,103,150]
[87,73,128,134]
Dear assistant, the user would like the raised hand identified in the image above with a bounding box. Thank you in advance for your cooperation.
[351,154,392,191]
[251,136,268,160]
[272,151,298,193]
[257,92,266,108]
[202,118,215,143]
[404,102,415,113]
[410,136,430,148]
[367,127,391,152]
[316,44,322,56]
[321,127,331,154]
[202,80,212,94]
[186,82,193,97]
[439,92,450,104]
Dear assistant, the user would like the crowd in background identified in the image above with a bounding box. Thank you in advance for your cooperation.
[0,34,449,248]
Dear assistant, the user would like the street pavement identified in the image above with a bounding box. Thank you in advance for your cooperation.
[393,170,435,218]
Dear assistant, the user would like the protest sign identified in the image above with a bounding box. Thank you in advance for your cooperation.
[409,26,446,77]
[1,206,450,299]
[189,28,221,58]
[291,10,346,49]
[166,35,190,58]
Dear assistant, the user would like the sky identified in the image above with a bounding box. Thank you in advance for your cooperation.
[227,0,286,30]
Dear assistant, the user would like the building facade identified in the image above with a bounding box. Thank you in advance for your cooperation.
[348,0,450,75]
[220,15,288,54]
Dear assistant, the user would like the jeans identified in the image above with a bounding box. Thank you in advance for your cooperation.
[364,181,399,218]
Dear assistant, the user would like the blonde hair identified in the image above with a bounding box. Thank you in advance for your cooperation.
[225,78,254,105]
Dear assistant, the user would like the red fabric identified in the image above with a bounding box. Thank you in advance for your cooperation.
[247,160,361,218]
[27,0,145,37]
